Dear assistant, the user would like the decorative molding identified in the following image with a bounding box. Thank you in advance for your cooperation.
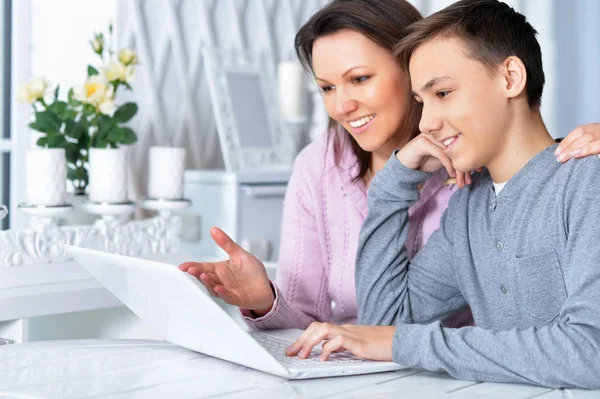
[0,215,183,268]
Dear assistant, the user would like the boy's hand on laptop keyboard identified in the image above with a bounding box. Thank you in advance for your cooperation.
[178,226,275,314]
[285,322,395,362]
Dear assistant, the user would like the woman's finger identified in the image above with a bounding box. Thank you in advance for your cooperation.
[199,273,219,297]
[573,141,600,160]
[555,126,584,159]
[178,261,217,275]
[556,133,594,162]
[213,285,240,305]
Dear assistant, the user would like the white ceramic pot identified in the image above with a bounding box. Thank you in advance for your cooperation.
[25,148,67,206]
[88,147,128,203]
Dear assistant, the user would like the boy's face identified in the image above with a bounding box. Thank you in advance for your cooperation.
[409,37,510,172]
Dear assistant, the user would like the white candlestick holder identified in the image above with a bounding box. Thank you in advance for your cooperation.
[138,197,191,254]
[138,197,191,218]
[80,200,136,222]
[18,203,74,231]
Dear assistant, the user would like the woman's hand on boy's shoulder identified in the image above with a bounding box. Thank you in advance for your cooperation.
[284,322,396,362]
[555,123,600,162]
[396,133,457,178]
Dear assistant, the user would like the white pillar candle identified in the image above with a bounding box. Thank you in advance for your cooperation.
[148,146,186,200]
[277,60,307,120]
[25,148,67,206]
[88,148,128,203]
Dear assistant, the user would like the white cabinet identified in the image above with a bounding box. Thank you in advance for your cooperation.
[182,170,290,262]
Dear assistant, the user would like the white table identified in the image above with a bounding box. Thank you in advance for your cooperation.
[1,339,598,398]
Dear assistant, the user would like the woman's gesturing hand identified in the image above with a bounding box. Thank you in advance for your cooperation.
[285,322,396,362]
[179,227,275,314]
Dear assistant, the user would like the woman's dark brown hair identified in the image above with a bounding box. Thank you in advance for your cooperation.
[294,0,423,180]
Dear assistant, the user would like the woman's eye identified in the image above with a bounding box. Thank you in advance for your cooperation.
[320,85,334,93]
[352,76,370,84]
[437,91,450,99]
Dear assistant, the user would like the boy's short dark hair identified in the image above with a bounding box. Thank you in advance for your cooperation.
[394,0,545,109]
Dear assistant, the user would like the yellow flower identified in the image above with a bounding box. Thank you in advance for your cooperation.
[16,77,50,104]
[118,48,138,65]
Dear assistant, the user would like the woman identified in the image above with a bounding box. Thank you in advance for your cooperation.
[179,0,600,330]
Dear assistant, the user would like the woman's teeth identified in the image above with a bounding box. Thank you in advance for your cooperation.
[349,114,375,128]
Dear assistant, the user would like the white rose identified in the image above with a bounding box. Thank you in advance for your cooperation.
[74,75,112,106]
[118,48,138,65]
[16,77,49,104]
[92,37,103,54]
[122,65,135,83]
[98,98,116,115]
[104,60,126,83]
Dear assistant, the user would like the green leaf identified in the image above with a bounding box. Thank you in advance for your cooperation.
[67,167,78,181]
[47,134,66,148]
[65,146,79,164]
[29,122,49,133]
[48,101,68,119]
[64,120,85,140]
[34,111,61,134]
[68,88,82,106]
[87,65,99,76]
[82,103,97,116]
[108,127,125,143]
[113,103,138,123]
[54,85,60,100]
[119,127,137,144]
[36,136,48,147]
[79,131,90,148]
[95,138,109,148]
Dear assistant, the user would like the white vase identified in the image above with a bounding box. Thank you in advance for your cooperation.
[25,148,67,206]
[88,147,128,203]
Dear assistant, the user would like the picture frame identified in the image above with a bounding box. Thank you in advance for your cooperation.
[202,48,294,172]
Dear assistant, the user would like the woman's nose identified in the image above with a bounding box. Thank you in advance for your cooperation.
[336,91,358,116]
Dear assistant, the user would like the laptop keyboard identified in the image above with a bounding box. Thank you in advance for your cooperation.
[250,332,365,365]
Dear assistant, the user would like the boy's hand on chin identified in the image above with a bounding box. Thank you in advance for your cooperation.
[396,133,457,178]
[285,323,396,362]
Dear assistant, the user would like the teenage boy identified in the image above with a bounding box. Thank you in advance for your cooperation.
[285,0,600,389]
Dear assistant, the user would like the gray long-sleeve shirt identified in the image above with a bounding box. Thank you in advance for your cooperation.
[356,144,600,389]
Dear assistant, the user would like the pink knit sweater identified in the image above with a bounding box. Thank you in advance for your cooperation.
[242,132,458,330]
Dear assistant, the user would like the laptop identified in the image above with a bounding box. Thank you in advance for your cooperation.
[66,245,405,379]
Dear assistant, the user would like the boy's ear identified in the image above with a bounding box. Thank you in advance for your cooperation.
[500,56,527,100]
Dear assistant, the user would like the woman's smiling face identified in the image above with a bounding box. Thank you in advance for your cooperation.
[312,29,413,154]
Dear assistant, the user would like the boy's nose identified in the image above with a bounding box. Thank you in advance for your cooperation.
[419,105,442,136]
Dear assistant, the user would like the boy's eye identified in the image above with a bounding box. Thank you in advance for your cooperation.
[320,85,334,93]
[352,76,370,84]
[437,90,450,99]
